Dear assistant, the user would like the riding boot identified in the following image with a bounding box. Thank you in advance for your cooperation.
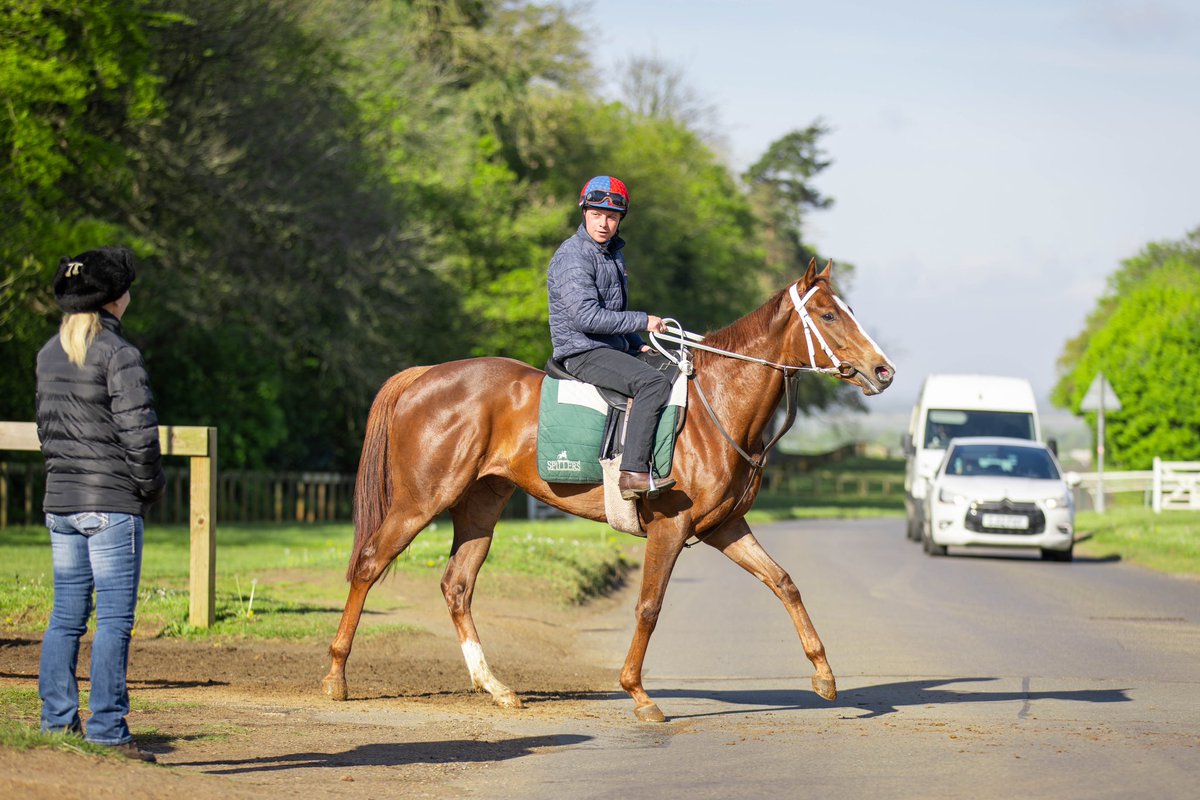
[618,471,676,500]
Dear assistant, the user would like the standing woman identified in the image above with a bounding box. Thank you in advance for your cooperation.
[36,246,165,762]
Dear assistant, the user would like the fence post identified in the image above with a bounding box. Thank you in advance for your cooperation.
[1152,456,1162,514]
[188,428,218,628]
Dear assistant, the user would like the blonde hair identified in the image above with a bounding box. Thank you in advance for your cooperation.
[59,312,102,367]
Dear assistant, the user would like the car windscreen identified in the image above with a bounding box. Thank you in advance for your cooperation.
[923,409,1036,448]
[943,443,1060,480]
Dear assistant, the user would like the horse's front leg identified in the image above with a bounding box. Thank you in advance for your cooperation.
[705,518,837,701]
[619,523,686,722]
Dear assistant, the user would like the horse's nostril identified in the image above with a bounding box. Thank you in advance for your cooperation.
[876,365,894,384]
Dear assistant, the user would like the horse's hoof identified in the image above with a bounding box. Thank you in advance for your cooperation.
[322,675,348,702]
[492,691,524,709]
[634,703,666,723]
[812,675,837,702]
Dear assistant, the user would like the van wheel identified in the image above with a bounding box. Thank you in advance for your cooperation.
[906,513,922,542]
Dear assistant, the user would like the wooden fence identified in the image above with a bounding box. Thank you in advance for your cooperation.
[761,468,903,498]
[1,421,218,628]
[2,462,353,527]
[151,468,355,525]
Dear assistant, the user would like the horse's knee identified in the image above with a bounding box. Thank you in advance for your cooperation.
[634,598,663,626]
[776,574,802,603]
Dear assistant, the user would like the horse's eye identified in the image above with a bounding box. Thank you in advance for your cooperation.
[821,312,836,323]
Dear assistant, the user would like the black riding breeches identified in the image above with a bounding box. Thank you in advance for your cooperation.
[563,347,671,473]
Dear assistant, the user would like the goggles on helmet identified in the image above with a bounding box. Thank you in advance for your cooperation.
[582,190,628,210]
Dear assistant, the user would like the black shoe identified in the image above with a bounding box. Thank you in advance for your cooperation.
[104,741,157,763]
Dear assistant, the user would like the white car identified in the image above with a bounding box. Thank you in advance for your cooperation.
[920,437,1079,561]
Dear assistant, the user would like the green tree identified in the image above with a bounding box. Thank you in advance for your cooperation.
[743,121,834,290]
[2,0,874,473]
[1053,230,1200,468]
[122,0,453,469]
[1,0,167,421]
[743,122,865,413]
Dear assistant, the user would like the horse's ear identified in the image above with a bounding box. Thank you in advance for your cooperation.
[803,256,819,283]
[820,258,833,279]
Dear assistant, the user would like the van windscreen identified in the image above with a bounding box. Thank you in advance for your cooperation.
[923,409,1035,448]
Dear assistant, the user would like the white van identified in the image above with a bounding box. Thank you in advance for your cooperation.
[903,374,1044,541]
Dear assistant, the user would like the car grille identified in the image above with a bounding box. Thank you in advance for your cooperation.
[964,500,1046,534]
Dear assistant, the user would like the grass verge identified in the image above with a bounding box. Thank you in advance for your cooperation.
[1075,507,1200,576]
[0,685,188,755]
[0,518,636,640]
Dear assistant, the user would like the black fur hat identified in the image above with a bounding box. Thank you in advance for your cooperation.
[53,247,136,313]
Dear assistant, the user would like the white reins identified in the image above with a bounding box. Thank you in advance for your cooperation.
[648,283,846,377]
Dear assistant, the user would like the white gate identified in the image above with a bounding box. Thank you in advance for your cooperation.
[1152,458,1200,512]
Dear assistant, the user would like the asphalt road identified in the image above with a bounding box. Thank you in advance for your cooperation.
[437,518,1200,799]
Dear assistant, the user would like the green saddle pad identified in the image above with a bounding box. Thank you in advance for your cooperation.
[537,376,686,484]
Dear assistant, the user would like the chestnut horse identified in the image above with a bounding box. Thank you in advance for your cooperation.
[322,258,894,721]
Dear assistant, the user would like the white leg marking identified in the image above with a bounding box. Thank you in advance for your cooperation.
[461,640,521,706]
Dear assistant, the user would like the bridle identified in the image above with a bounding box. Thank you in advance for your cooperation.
[647,279,867,545]
[648,280,861,471]
[649,283,853,380]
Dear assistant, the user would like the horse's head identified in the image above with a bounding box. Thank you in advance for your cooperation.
[787,258,895,396]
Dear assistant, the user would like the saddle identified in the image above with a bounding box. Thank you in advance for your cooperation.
[537,353,687,484]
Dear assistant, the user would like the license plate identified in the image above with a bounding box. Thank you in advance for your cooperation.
[982,513,1029,530]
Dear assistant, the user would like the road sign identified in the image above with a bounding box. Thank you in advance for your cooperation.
[1080,373,1121,413]
[1079,372,1121,513]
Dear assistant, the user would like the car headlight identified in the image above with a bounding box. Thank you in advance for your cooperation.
[1044,491,1072,509]
[937,487,969,505]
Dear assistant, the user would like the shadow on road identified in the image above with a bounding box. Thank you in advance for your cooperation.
[168,733,593,774]
[652,676,1132,720]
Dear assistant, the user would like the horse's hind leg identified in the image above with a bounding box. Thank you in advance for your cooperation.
[322,506,434,701]
[706,518,837,701]
[443,476,520,708]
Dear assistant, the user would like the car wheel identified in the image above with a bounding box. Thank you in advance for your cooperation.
[906,515,920,542]
[923,529,947,556]
[1041,546,1073,562]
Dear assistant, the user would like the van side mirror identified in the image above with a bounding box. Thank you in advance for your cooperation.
[1047,437,1058,456]
[902,433,914,456]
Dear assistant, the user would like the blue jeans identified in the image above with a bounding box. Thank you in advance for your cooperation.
[40,512,143,745]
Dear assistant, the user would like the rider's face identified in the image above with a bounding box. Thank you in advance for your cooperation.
[583,207,623,243]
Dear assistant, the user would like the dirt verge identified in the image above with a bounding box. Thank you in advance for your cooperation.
[0,569,638,799]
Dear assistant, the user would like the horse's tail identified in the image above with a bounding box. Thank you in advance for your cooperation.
[346,366,432,581]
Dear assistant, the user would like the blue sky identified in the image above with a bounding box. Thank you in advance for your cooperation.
[574,0,1200,413]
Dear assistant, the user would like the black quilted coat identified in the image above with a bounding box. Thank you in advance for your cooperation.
[35,310,165,516]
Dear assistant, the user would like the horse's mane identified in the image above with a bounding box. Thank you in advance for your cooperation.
[697,283,792,359]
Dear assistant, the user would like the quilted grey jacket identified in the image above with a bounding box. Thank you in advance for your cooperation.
[547,224,648,361]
